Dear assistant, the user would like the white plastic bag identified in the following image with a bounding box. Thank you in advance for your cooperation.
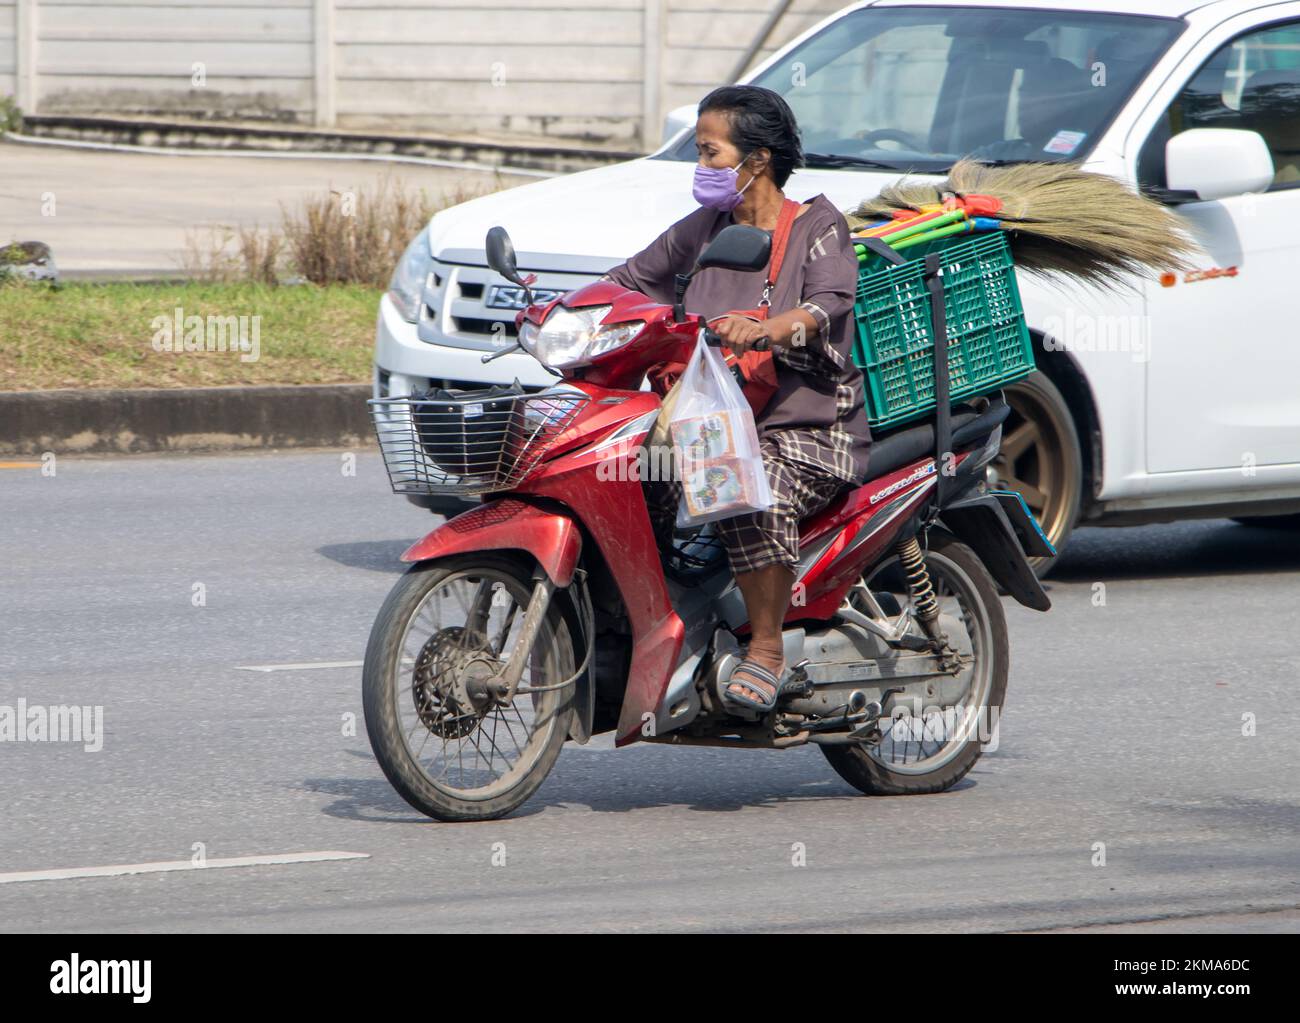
[668,338,773,528]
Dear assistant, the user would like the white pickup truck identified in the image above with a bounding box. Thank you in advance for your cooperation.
[374,0,1300,560]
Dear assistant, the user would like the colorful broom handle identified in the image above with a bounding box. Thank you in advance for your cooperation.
[855,217,1003,263]
[850,209,969,264]
[889,219,976,250]
[854,207,946,238]
[879,208,968,244]
[854,227,965,263]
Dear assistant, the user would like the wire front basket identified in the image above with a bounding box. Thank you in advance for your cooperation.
[369,390,589,495]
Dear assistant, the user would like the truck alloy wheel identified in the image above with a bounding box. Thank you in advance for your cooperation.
[987,373,1082,576]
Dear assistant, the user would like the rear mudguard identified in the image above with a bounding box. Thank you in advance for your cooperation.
[400,497,596,743]
[940,491,1053,611]
[988,489,1057,560]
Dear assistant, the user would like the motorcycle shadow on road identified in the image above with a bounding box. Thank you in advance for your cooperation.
[304,747,978,823]
[520,744,978,817]
[316,540,415,573]
[1049,519,1300,582]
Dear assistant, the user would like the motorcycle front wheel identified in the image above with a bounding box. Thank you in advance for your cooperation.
[821,530,1008,796]
[362,554,574,822]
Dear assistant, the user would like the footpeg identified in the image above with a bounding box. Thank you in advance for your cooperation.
[780,659,814,700]
[712,656,812,717]
[848,701,885,743]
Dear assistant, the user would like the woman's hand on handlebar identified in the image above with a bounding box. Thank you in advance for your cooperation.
[708,315,771,353]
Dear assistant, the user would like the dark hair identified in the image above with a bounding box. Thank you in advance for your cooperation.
[697,85,804,188]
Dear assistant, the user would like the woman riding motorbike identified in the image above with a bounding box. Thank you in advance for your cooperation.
[602,85,873,713]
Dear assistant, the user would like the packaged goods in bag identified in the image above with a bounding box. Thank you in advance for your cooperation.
[668,338,773,527]
[673,411,736,462]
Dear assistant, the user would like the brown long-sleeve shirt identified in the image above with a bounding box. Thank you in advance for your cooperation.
[604,193,871,482]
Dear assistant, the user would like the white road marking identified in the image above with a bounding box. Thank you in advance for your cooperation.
[235,660,364,672]
[0,851,370,886]
[565,734,619,752]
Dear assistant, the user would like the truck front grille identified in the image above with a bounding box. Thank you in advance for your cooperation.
[418,257,601,352]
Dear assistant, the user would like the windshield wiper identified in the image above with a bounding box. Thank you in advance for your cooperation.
[803,152,913,171]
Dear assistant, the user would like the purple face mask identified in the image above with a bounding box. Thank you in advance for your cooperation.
[693,154,754,212]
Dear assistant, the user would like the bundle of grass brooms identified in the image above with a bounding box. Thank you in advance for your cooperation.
[848,159,1196,287]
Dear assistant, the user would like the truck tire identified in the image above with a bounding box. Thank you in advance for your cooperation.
[994,372,1082,576]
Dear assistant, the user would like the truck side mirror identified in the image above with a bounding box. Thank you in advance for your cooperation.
[1166,128,1274,201]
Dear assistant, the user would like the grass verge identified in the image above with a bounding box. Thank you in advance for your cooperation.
[0,281,383,390]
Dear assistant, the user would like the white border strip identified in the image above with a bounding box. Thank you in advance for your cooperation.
[0,851,370,886]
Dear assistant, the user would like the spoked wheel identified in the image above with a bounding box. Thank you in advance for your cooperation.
[362,554,574,822]
[992,373,1082,575]
[821,530,1008,795]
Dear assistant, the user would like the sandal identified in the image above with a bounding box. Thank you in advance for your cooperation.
[723,658,787,713]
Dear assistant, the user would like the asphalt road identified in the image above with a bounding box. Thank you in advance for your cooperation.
[1,449,1297,933]
[0,139,532,275]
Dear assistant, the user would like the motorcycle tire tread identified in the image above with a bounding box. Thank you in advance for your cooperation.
[820,530,1009,796]
[362,553,575,822]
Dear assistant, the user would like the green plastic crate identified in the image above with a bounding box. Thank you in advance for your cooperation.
[852,232,1035,430]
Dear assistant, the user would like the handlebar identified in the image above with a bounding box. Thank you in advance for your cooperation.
[701,327,770,352]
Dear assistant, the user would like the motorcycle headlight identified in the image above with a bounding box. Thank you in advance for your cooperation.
[386,230,433,323]
[519,305,643,369]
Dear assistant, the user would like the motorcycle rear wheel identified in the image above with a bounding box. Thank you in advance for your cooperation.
[821,530,1008,796]
[362,554,574,822]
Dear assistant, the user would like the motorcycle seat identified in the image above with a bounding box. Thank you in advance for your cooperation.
[796,394,1011,546]
[863,393,1011,482]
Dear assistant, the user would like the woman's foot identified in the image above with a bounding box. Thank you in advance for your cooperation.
[725,644,786,711]
[726,564,796,712]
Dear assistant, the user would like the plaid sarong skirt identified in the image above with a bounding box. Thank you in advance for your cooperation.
[646,429,853,574]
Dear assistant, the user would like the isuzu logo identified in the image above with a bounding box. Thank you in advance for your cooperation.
[486,285,564,310]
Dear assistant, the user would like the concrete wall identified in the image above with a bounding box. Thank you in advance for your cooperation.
[2,0,848,147]
[0,2,17,101]
[26,0,316,123]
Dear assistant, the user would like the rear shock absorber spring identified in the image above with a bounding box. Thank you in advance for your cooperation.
[896,536,939,624]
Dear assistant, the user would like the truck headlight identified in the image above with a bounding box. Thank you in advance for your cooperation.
[518,305,642,369]
[387,231,433,323]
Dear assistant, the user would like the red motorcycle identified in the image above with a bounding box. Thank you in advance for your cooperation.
[363,224,1054,822]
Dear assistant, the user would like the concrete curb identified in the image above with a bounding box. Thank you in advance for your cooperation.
[16,114,642,175]
[0,384,374,456]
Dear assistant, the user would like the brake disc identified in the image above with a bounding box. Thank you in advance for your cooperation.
[411,627,499,738]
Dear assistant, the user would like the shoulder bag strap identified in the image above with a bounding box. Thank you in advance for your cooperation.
[758,198,802,308]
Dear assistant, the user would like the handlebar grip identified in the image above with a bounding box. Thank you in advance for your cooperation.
[702,329,771,352]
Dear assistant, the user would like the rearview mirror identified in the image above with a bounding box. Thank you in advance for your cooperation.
[485,226,522,283]
[697,225,772,274]
[1166,128,1274,201]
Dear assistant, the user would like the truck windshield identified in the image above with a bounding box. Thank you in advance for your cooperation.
[658,6,1183,172]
